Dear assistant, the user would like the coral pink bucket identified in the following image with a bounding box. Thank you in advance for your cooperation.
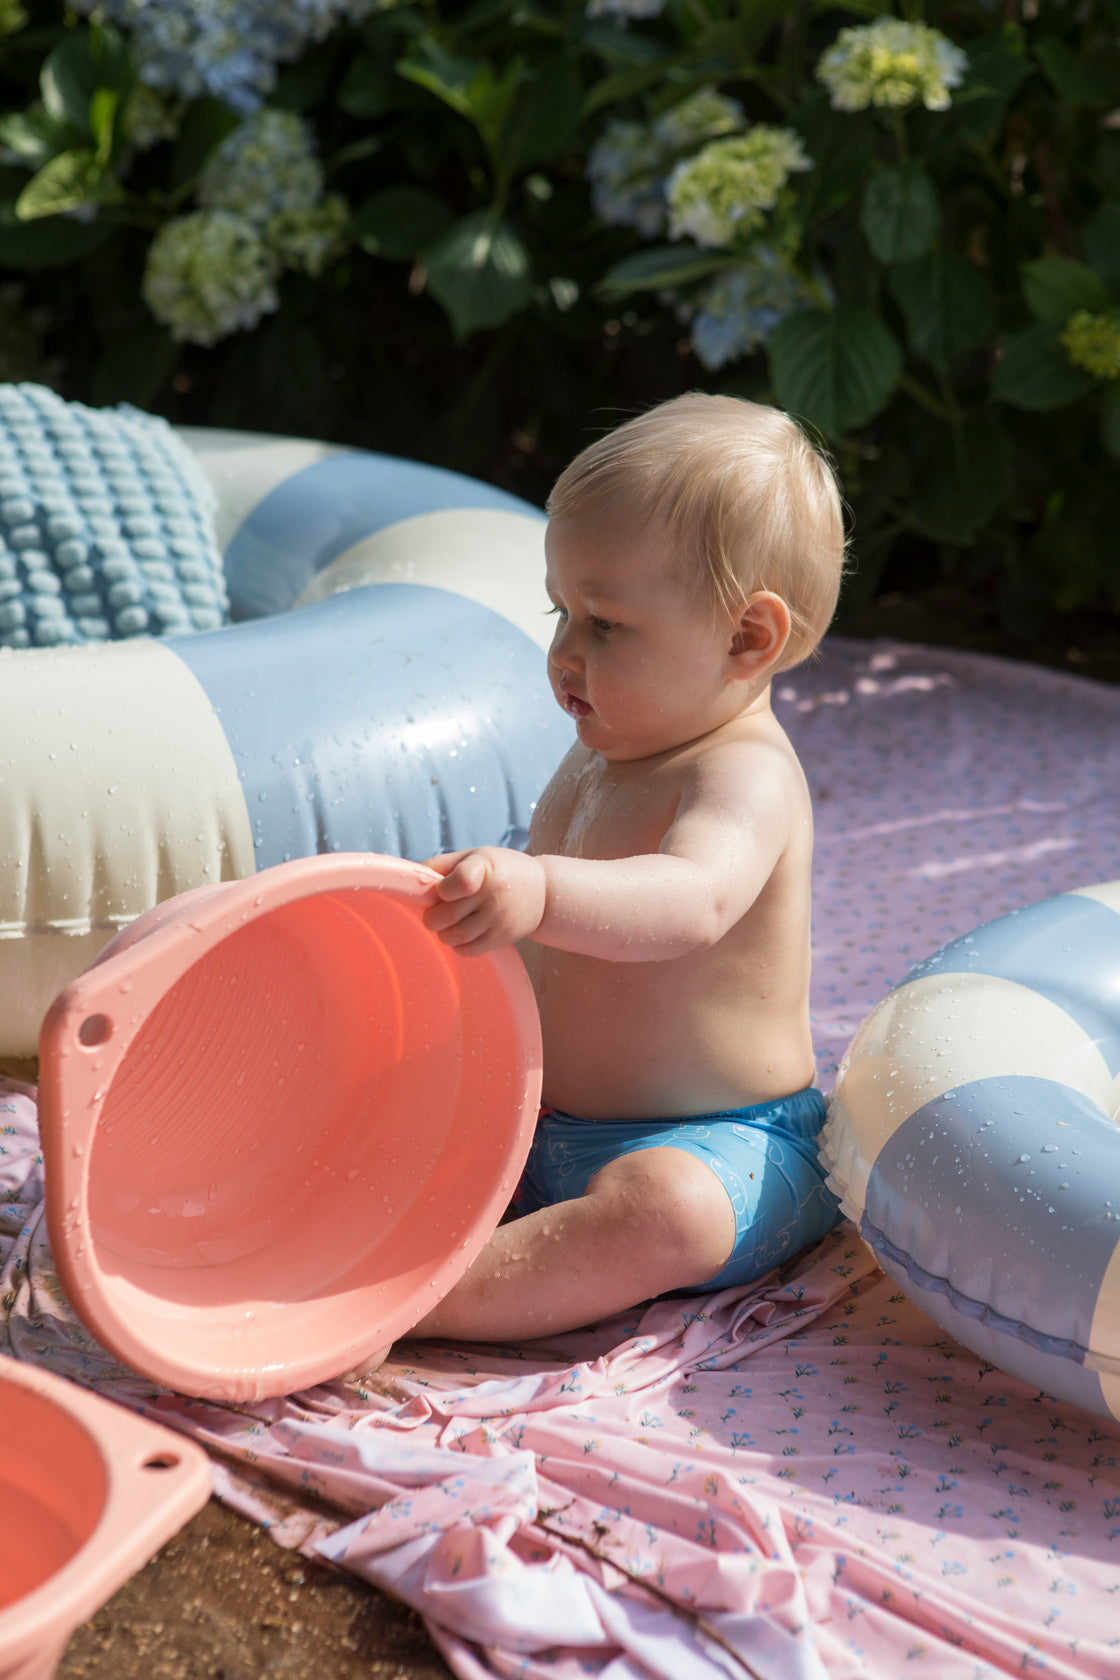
[0,1355,210,1680]
[38,854,543,1401]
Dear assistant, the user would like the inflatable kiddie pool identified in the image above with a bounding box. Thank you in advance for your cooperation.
[824,881,1120,1421]
[0,412,572,1058]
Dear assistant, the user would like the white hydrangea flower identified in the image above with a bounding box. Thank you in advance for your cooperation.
[586,0,665,17]
[666,127,812,248]
[142,210,280,346]
[817,17,968,113]
[1061,309,1120,381]
[266,195,350,276]
[690,250,819,370]
[122,83,183,150]
[199,110,323,223]
[587,120,667,236]
[73,0,375,113]
[652,87,746,151]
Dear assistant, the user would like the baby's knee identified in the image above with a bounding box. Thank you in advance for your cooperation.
[589,1148,736,1286]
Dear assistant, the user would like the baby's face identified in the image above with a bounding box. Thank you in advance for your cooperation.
[543,510,744,761]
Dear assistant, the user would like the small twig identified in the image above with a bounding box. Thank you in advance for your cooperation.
[536,1510,767,1680]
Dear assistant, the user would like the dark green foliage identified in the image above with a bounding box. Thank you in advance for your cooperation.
[2,0,1119,635]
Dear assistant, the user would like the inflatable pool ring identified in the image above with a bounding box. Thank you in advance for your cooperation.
[0,426,573,1057]
[824,881,1120,1420]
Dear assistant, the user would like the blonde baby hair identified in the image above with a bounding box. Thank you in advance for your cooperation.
[546,393,847,670]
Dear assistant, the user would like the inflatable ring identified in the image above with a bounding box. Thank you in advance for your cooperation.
[823,881,1120,1420]
[0,428,573,1057]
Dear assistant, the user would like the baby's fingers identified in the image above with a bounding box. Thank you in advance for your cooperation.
[423,893,475,934]
[434,854,489,902]
[433,906,499,954]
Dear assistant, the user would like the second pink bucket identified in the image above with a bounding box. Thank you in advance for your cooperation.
[38,854,543,1401]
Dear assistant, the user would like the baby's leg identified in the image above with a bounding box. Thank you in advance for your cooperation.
[406,1147,737,1343]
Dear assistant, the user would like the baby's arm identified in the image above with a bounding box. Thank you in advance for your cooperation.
[424,740,797,960]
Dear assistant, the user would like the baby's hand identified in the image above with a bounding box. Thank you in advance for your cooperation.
[422,847,547,954]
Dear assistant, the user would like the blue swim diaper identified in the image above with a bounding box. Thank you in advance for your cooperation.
[514,1086,841,1294]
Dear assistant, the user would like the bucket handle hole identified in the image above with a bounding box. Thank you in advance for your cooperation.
[142,1453,180,1472]
[78,1013,111,1048]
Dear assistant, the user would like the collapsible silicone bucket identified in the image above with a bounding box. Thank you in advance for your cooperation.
[0,1355,210,1680]
[38,854,543,1401]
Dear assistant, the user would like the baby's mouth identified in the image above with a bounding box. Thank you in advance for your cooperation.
[559,684,592,718]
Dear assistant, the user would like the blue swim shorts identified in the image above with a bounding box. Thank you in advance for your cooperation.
[514,1086,842,1294]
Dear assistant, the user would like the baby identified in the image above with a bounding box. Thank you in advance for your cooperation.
[411,392,846,1344]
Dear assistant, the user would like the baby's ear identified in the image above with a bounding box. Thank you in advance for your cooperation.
[729,592,791,668]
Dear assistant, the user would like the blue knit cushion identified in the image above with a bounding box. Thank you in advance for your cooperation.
[0,384,228,648]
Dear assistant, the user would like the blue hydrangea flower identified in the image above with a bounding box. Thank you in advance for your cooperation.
[587,120,668,236]
[73,0,375,113]
[198,111,323,221]
[690,251,821,370]
[652,88,746,151]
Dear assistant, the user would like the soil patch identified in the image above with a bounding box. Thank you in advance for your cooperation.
[56,1497,452,1680]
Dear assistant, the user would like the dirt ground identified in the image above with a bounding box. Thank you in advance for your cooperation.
[22,582,1120,1679]
[56,1499,452,1680]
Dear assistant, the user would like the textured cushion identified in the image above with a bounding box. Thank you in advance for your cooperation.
[0,384,228,648]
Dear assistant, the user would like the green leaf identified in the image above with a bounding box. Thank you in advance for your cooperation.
[767,307,902,438]
[504,55,582,171]
[89,87,120,166]
[579,22,672,67]
[1034,36,1115,109]
[597,244,742,296]
[930,26,1032,148]
[0,108,78,168]
[793,94,875,219]
[41,24,132,133]
[15,148,103,221]
[397,39,524,148]
[354,185,453,260]
[0,190,110,267]
[1083,204,1120,297]
[169,98,239,192]
[992,321,1097,410]
[1021,256,1111,324]
[887,252,995,373]
[1029,498,1107,611]
[338,53,401,120]
[860,163,939,264]
[909,418,1014,544]
[422,211,533,337]
[582,59,680,118]
[1101,381,1120,458]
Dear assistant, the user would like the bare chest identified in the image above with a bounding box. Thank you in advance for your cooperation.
[530,749,681,861]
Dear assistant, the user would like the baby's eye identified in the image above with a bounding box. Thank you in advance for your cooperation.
[546,603,567,620]
[591,616,617,634]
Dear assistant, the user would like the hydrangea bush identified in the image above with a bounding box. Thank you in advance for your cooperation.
[2,0,1120,631]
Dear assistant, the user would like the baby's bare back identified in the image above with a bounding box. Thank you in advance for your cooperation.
[522,712,816,1119]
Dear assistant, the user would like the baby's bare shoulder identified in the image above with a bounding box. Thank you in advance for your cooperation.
[676,710,807,805]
